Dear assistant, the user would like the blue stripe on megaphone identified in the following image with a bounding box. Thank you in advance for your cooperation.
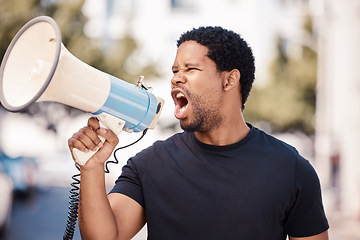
[92,75,157,132]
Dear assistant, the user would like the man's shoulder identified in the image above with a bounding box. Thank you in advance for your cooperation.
[250,126,297,152]
[248,126,305,164]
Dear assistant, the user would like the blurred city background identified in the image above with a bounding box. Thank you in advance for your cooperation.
[0,0,359,239]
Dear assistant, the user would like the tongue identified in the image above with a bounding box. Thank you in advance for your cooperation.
[174,104,187,119]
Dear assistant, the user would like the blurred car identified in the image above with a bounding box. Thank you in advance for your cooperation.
[0,161,13,238]
[0,151,38,198]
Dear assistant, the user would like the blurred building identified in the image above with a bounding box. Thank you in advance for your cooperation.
[314,0,360,217]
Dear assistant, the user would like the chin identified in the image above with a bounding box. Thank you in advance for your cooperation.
[180,120,202,133]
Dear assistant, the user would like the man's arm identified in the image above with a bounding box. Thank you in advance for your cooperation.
[289,230,329,240]
[108,193,146,239]
[68,117,145,239]
[78,170,145,240]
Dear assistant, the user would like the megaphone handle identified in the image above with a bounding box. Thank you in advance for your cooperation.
[72,113,126,166]
[72,137,104,165]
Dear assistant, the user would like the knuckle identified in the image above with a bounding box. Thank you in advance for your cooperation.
[67,137,74,147]
[79,126,90,133]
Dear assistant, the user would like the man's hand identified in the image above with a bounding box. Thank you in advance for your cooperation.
[68,117,119,168]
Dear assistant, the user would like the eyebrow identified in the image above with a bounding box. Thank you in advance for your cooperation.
[172,62,200,70]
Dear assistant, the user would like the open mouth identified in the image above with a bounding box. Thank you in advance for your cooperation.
[172,90,189,119]
[175,92,188,109]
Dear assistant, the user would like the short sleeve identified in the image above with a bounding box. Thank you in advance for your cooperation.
[109,157,145,208]
[285,156,329,237]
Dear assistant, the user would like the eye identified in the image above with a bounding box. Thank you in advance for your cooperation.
[187,68,199,72]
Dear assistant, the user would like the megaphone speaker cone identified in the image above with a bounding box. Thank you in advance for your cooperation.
[0,16,61,112]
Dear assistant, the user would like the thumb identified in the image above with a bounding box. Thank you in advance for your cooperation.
[93,128,119,161]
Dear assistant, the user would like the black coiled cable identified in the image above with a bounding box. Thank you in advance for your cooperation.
[105,129,148,174]
[63,164,81,240]
[63,129,148,240]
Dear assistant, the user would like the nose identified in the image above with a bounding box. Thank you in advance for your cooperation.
[171,71,187,86]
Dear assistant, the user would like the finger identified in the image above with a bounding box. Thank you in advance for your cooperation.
[88,117,101,131]
[70,126,101,152]
[97,128,119,147]
[93,128,119,160]
[68,135,90,153]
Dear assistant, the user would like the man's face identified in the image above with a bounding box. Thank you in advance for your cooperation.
[171,40,224,132]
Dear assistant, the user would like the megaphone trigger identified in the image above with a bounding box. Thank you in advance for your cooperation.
[94,112,126,135]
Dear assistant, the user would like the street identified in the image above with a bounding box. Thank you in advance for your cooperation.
[6,187,81,240]
[5,186,147,240]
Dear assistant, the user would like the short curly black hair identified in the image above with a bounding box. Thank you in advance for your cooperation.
[177,26,255,110]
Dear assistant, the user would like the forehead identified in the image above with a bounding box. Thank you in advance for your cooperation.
[173,41,211,67]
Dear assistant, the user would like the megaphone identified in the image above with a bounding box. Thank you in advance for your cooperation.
[0,16,164,165]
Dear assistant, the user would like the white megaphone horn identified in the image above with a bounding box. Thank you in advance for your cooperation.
[0,16,164,165]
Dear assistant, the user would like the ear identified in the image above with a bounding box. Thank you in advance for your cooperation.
[223,69,240,91]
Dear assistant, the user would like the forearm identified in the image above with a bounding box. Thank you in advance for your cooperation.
[78,164,118,240]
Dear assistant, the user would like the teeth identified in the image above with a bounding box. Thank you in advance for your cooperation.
[176,92,185,98]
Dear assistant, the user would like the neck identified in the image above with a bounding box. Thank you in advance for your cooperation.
[194,111,250,146]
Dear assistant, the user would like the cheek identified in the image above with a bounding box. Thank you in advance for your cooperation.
[187,73,224,102]
[192,78,222,95]
[189,88,223,111]
[201,83,223,102]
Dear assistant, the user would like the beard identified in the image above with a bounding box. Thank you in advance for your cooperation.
[180,89,223,133]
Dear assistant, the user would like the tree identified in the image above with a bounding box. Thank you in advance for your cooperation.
[244,14,317,135]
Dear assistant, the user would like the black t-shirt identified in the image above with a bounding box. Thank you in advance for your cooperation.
[110,124,329,239]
